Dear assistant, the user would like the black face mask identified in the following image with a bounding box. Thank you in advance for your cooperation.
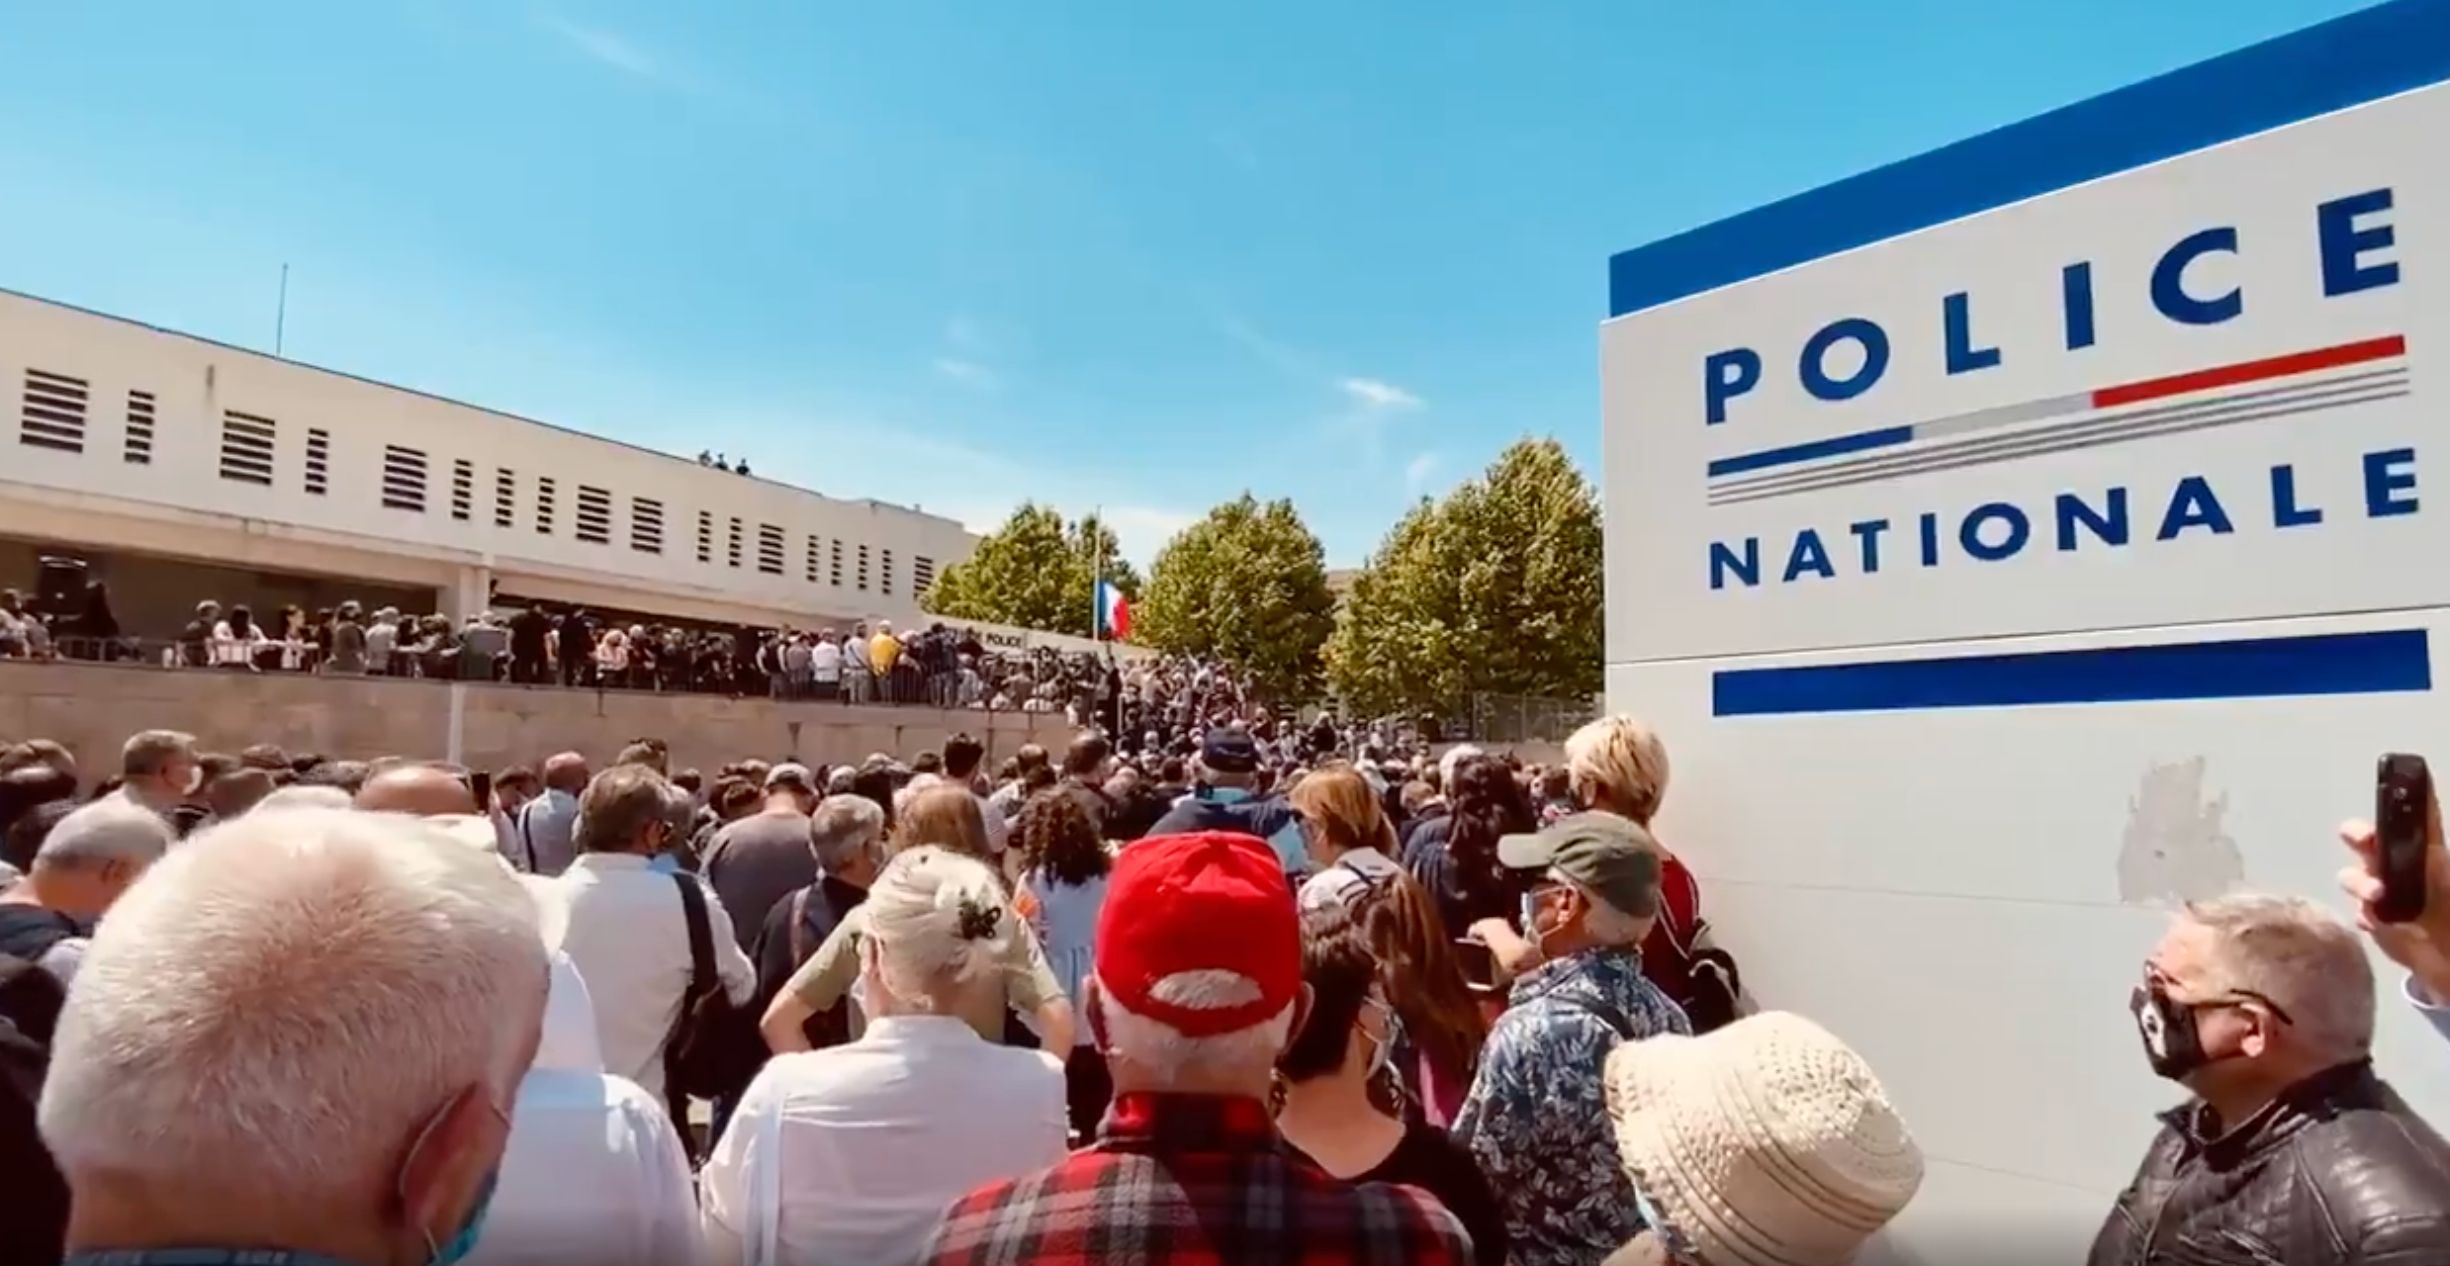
[2131,981,2212,1080]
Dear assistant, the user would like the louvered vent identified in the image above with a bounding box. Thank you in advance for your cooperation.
[220,410,276,486]
[695,511,713,563]
[914,556,936,594]
[381,445,429,512]
[805,535,822,583]
[881,549,895,595]
[757,524,785,575]
[830,540,843,587]
[124,390,156,465]
[450,460,473,521]
[726,517,743,569]
[305,428,330,495]
[632,497,665,554]
[576,485,611,544]
[858,543,871,592]
[21,368,89,453]
[494,469,517,527]
[535,477,556,534]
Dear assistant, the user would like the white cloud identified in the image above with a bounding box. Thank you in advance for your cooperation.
[1403,451,1441,492]
[539,14,662,80]
[933,357,997,389]
[1099,505,1200,567]
[1340,377,1423,411]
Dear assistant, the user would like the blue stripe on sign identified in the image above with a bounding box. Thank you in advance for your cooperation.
[1712,630,2432,717]
[1607,0,2450,318]
[1707,425,1914,478]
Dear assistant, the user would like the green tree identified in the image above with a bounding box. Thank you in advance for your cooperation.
[1138,494,1337,697]
[1324,437,1602,715]
[921,502,1141,638]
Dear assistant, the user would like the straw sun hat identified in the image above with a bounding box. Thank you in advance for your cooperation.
[1602,1011,1924,1266]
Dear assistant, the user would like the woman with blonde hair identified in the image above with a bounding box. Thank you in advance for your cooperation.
[705,847,1067,1266]
[1564,712,1732,1031]
[1291,763,1405,912]
[894,782,994,864]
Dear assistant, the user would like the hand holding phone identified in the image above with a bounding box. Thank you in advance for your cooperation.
[2374,754,2432,923]
[2344,755,2450,1004]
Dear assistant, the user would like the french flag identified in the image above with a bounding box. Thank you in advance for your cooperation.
[1095,580,1132,641]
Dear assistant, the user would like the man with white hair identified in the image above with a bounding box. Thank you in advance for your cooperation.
[109,729,200,819]
[2090,894,2450,1265]
[39,808,549,1266]
[1455,813,1690,1266]
[923,831,1473,1265]
[0,799,173,986]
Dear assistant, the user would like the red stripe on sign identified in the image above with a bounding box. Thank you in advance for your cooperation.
[2092,335,2407,409]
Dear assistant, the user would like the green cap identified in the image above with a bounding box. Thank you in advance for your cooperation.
[1497,811,1662,918]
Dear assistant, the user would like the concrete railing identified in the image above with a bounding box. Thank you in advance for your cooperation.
[0,658,1081,778]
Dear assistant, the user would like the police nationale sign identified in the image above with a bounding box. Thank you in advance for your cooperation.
[1600,81,2440,664]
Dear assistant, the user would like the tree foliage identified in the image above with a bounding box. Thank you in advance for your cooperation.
[1324,437,1602,716]
[921,502,1142,638]
[1137,494,1337,698]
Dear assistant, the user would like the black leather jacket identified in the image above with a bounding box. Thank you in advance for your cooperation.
[2088,1061,2450,1265]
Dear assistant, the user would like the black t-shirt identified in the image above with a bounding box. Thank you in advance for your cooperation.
[1294,1119,1508,1266]
[510,610,551,655]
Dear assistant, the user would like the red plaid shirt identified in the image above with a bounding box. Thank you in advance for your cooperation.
[923,1091,1476,1266]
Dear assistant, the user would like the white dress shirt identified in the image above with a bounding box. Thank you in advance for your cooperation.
[531,854,756,1097]
[699,1014,1067,1266]
[469,954,702,1266]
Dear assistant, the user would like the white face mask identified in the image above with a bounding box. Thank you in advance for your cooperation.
[1360,996,1400,1080]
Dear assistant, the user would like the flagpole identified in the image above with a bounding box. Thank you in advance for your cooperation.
[1091,506,1104,641]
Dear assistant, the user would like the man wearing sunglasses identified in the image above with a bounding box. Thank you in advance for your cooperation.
[2089,894,2450,1266]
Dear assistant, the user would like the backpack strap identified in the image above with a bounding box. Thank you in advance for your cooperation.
[787,887,813,967]
[517,804,539,874]
[670,872,716,1007]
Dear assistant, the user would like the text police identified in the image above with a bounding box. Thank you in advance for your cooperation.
[1703,187,2407,591]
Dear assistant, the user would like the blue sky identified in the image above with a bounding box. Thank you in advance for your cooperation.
[0,1,2376,566]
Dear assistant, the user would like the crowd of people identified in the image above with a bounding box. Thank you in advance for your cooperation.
[0,582,1262,721]
[6,705,2447,1266]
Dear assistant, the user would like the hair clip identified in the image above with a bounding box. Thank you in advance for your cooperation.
[956,896,1002,941]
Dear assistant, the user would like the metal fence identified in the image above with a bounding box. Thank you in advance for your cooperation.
[1457,692,1601,744]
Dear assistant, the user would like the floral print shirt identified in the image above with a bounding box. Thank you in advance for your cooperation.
[1452,946,1691,1266]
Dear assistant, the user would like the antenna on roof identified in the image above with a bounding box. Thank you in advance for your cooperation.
[274,263,290,358]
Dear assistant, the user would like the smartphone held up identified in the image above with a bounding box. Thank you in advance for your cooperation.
[2374,752,2432,924]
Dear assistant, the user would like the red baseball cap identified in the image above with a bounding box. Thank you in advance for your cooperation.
[1094,832,1301,1038]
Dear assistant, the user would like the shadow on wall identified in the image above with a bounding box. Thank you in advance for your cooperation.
[0,660,1077,778]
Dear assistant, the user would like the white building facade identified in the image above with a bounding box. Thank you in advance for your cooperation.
[0,288,977,633]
